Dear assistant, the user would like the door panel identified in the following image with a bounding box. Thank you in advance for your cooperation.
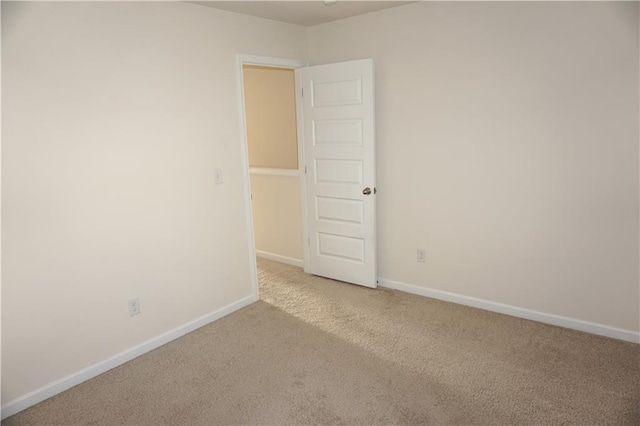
[313,119,363,146]
[316,196,364,225]
[298,59,376,288]
[311,78,362,107]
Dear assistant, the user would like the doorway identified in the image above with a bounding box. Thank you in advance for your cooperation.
[236,55,307,299]
[243,64,303,266]
[238,55,378,298]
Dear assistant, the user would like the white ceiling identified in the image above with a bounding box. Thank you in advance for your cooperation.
[188,1,415,27]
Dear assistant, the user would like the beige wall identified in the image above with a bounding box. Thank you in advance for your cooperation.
[308,2,640,332]
[243,66,298,169]
[243,65,303,262]
[250,174,303,261]
[1,1,306,403]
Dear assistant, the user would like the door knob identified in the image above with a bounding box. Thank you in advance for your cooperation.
[363,187,372,195]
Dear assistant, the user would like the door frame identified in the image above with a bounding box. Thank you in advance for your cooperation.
[236,54,308,300]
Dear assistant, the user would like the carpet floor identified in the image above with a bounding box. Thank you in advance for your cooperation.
[5,258,640,425]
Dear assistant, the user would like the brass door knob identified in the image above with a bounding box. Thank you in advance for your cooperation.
[363,187,372,195]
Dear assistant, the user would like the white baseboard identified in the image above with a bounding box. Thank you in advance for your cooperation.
[378,278,640,344]
[256,250,303,268]
[1,295,257,420]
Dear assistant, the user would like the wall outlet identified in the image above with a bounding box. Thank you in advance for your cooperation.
[214,168,224,185]
[128,297,141,316]
[417,249,426,263]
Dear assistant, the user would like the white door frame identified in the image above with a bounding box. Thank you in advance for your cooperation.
[236,54,308,301]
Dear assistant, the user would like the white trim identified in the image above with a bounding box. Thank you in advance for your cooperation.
[236,55,260,303]
[0,4,3,418]
[295,68,311,274]
[378,278,640,344]
[250,167,299,177]
[238,54,305,69]
[1,295,256,420]
[256,250,304,268]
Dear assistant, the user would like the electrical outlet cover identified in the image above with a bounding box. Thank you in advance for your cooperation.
[128,297,141,316]
[214,168,224,185]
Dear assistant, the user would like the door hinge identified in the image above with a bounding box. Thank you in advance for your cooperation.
[301,88,304,97]
[304,165,307,174]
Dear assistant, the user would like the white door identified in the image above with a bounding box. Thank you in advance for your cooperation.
[297,59,377,288]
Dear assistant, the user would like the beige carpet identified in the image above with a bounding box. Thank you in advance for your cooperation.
[5,258,639,425]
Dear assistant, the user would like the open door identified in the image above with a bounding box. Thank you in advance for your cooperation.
[297,59,377,288]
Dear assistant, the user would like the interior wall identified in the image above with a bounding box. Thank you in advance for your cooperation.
[1,1,306,404]
[308,1,640,332]
[244,66,298,170]
[250,174,303,262]
[243,65,303,262]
